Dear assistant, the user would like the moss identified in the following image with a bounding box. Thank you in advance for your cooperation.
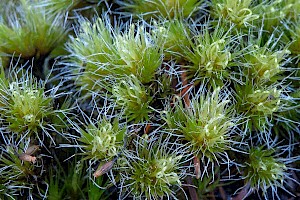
[0,0,299,199]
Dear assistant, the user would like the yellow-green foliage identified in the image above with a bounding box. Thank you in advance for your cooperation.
[153,19,191,60]
[244,46,290,83]
[118,0,202,19]
[112,75,152,122]
[0,1,299,199]
[78,119,126,161]
[235,83,281,131]
[115,25,162,84]
[163,88,234,161]
[244,147,287,193]
[120,135,187,199]
[182,24,235,86]
[0,0,67,59]
[211,0,259,28]
[68,18,162,96]
[7,82,53,133]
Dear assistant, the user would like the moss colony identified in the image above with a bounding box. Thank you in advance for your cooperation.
[0,0,299,200]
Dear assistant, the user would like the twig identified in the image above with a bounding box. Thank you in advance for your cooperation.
[185,176,199,200]
[193,155,201,179]
[180,69,192,107]
[218,186,227,200]
[210,191,216,200]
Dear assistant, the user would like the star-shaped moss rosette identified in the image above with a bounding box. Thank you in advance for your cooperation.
[0,0,67,60]
[163,88,236,168]
[114,24,163,84]
[119,134,191,199]
[210,0,259,29]
[7,82,53,133]
[0,65,68,143]
[243,46,290,84]
[72,118,126,163]
[241,145,299,199]
[239,30,291,85]
[112,75,153,123]
[234,82,282,133]
[245,147,286,190]
[66,17,162,98]
[153,19,191,60]
[65,17,117,96]
[181,23,239,87]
